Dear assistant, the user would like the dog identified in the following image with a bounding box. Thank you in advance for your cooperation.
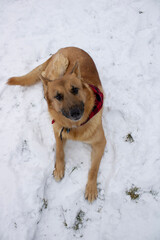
[7,47,106,202]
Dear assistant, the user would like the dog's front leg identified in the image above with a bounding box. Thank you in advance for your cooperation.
[85,126,106,202]
[53,131,66,181]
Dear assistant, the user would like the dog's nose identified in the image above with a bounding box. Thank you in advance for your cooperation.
[62,103,84,121]
[70,103,84,121]
[70,107,81,120]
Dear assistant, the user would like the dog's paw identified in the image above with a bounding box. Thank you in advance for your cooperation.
[53,165,65,182]
[85,182,98,203]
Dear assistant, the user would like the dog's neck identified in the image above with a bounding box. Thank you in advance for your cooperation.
[80,84,103,126]
[51,84,103,139]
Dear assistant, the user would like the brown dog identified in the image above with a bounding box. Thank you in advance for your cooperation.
[8,47,106,202]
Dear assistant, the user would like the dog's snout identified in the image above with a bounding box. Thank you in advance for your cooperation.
[62,102,84,121]
[70,107,81,119]
[70,103,84,120]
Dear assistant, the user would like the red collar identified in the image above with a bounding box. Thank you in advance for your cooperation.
[80,84,103,125]
[52,84,103,126]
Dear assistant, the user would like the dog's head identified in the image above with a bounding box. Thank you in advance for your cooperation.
[41,62,86,122]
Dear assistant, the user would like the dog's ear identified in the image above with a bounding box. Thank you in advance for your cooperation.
[44,53,69,80]
[40,73,53,83]
[39,74,53,100]
[70,61,81,79]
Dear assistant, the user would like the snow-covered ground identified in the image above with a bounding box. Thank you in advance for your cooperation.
[0,0,160,239]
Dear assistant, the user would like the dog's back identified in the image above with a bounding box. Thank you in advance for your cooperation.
[58,47,101,87]
[7,47,102,89]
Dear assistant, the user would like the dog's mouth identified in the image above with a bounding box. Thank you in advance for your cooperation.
[61,102,84,121]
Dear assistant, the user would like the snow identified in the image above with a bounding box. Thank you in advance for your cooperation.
[0,0,160,239]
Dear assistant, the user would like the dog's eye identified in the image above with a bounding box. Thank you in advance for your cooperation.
[54,93,63,101]
[71,86,79,95]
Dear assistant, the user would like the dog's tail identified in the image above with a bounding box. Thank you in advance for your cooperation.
[7,57,52,86]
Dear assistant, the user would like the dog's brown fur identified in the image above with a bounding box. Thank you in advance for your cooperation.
[8,47,106,202]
